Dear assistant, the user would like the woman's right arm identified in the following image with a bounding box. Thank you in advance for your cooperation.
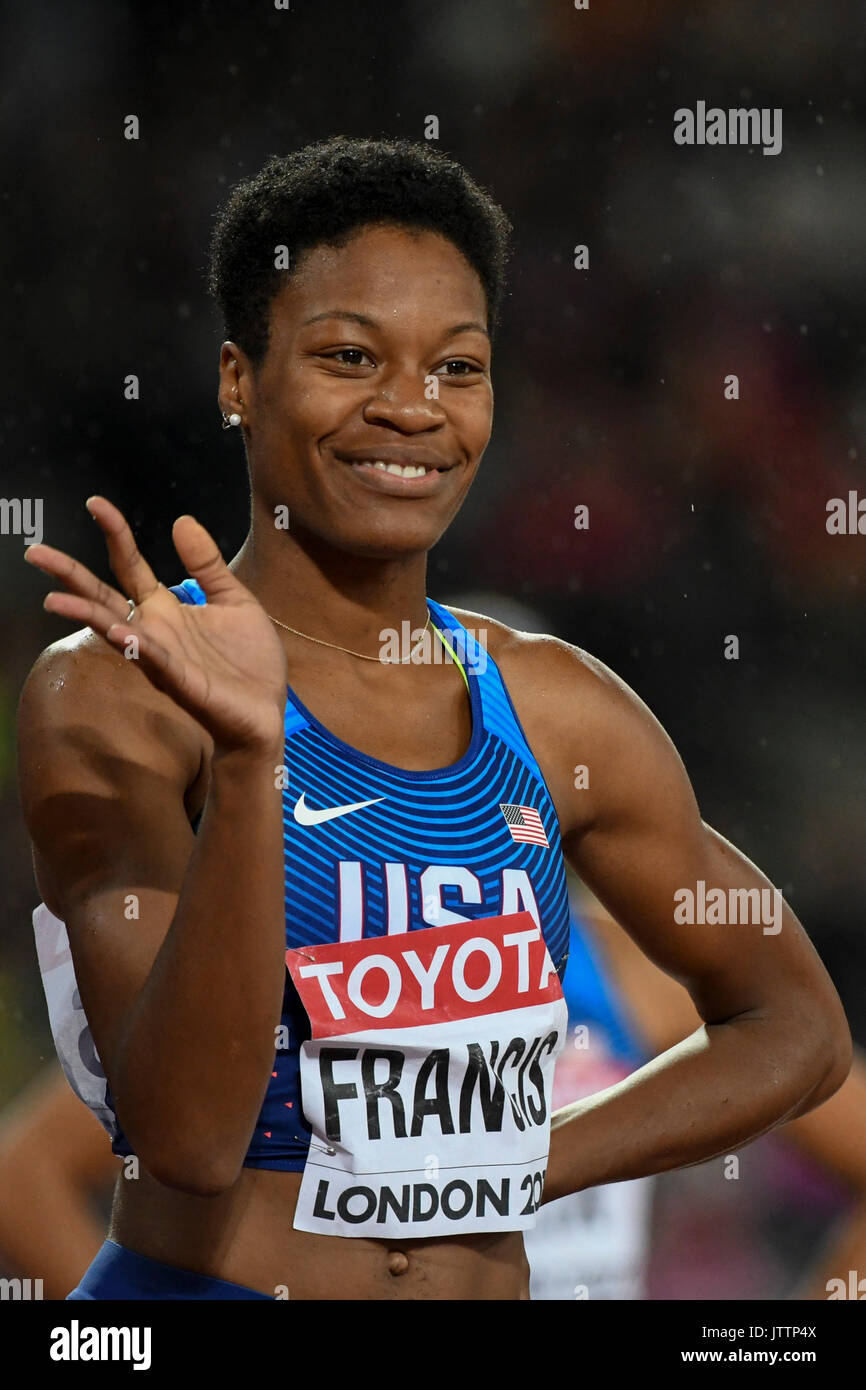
[17,500,289,1195]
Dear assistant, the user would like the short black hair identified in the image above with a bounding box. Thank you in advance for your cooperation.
[208,136,513,367]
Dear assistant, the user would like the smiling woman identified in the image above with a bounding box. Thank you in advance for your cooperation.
[16,136,851,1301]
[225,222,493,554]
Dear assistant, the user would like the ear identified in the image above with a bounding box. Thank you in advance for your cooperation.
[217,341,255,424]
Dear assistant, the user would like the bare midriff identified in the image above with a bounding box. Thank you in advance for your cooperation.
[110,1166,531,1300]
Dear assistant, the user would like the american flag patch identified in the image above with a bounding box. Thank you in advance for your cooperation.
[499,803,549,848]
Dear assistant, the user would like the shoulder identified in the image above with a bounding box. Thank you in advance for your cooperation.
[19,629,135,762]
[22,626,160,734]
[446,604,650,738]
[446,605,692,836]
[18,626,204,794]
[22,626,142,710]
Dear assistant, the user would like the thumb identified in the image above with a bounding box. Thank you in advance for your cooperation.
[171,515,244,603]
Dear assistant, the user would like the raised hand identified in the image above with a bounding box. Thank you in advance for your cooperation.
[24,497,288,754]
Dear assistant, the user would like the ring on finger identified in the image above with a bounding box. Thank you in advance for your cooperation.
[125,598,137,623]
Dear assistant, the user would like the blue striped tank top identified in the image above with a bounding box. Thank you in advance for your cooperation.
[104,581,572,1171]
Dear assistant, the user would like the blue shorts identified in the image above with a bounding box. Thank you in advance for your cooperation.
[67,1239,275,1300]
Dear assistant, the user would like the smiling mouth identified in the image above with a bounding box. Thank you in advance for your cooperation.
[347,459,440,479]
[333,452,455,479]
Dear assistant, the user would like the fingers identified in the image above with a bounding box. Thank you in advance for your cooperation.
[24,494,156,618]
[86,496,160,604]
[26,501,245,636]
[25,543,130,623]
[44,583,193,702]
[43,589,127,637]
[171,515,243,602]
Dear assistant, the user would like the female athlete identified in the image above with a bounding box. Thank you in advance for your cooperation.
[17,137,851,1300]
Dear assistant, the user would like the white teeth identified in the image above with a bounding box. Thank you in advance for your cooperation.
[369,460,428,478]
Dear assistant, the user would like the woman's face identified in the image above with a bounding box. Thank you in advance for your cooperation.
[225,223,494,559]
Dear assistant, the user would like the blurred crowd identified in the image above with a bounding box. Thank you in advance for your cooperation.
[1,0,865,1298]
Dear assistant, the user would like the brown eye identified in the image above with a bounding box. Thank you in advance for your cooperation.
[324,348,372,367]
[439,359,481,376]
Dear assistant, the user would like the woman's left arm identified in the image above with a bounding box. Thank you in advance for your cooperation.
[524,640,852,1204]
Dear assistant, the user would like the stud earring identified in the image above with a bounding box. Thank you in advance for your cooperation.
[221,411,243,429]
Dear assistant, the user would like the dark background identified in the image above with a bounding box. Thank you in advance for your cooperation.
[1,0,865,1298]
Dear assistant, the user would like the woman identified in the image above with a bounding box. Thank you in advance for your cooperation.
[17,136,851,1300]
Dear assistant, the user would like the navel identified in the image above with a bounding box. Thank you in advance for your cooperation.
[386,1249,410,1276]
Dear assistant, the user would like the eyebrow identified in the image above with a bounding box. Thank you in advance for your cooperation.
[302,310,490,340]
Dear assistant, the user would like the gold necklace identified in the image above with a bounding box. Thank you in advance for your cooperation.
[267,609,433,664]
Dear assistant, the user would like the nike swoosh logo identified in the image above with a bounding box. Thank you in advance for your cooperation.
[292,792,386,826]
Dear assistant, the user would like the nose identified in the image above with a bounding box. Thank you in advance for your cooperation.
[362,369,447,433]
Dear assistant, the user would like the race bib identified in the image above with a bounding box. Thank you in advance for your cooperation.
[287,912,568,1239]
